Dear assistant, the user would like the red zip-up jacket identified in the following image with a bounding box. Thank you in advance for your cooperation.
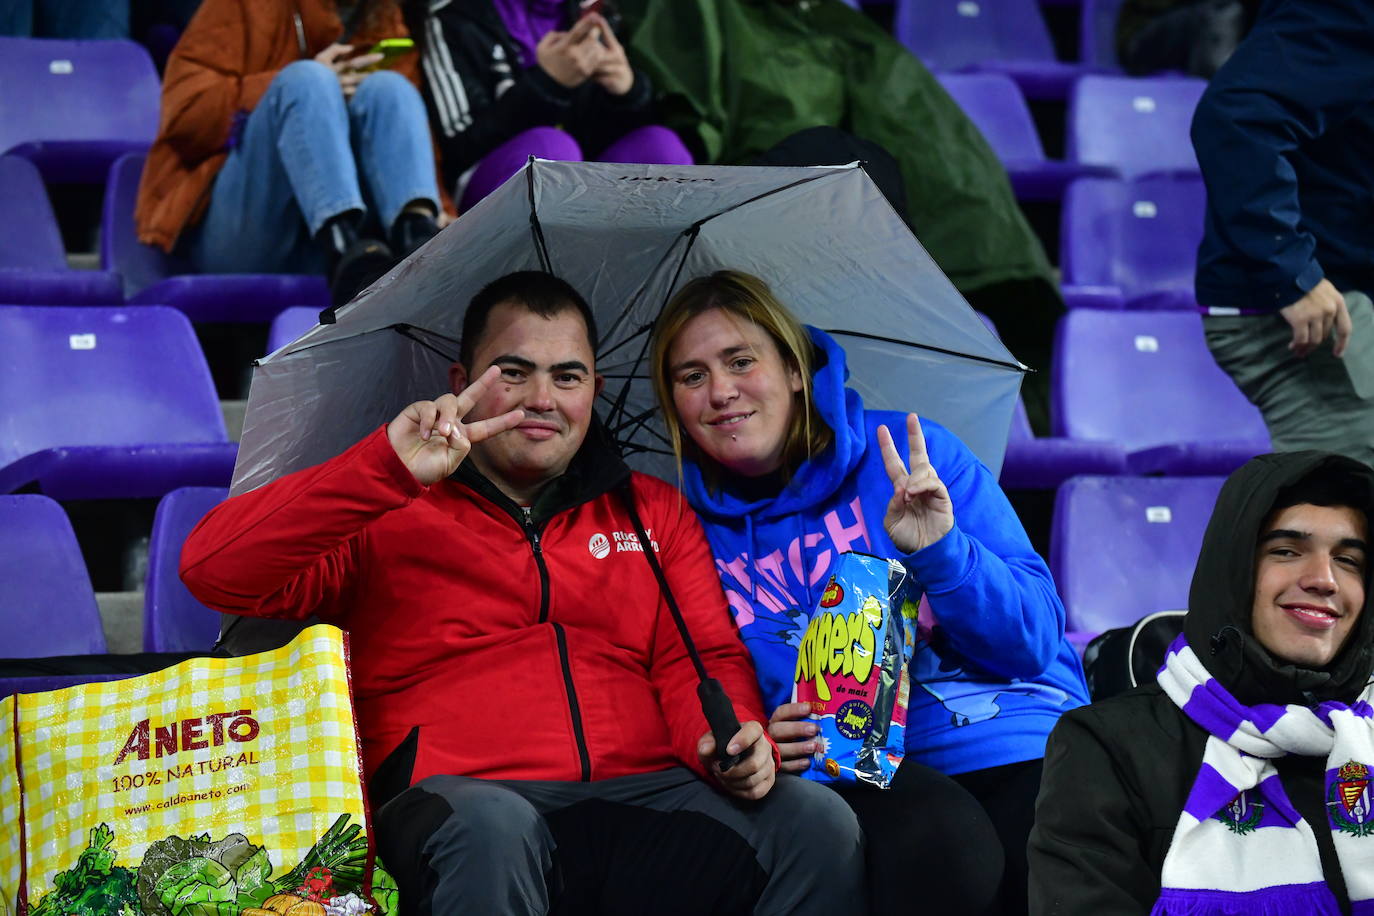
[180,426,772,787]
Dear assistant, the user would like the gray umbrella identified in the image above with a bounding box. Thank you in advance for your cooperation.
[234,159,1025,495]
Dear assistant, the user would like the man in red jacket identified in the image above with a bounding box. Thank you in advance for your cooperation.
[181,271,863,914]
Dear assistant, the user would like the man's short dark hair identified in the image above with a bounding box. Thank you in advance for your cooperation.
[459,271,599,368]
[1269,467,1374,526]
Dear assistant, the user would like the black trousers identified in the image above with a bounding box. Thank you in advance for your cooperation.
[374,767,865,916]
[954,758,1045,916]
[832,760,1005,916]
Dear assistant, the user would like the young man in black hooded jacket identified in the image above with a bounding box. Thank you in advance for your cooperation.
[1029,450,1374,914]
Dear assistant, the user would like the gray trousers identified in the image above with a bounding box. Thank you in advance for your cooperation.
[375,767,866,916]
[1204,289,1374,467]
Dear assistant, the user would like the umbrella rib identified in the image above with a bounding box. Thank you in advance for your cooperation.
[597,324,652,362]
[603,171,839,368]
[601,173,840,438]
[527,158,553,273]
[608,405,672,447]
[254,322,461,363]
[604,224,703,432]
[393,324,461,362]
[824,329,1029,374]
[688,170,842,232]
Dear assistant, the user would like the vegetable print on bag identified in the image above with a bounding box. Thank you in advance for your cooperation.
[0,626,396,916]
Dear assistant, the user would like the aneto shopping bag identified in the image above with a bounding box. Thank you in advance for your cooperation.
[0,624,396,916]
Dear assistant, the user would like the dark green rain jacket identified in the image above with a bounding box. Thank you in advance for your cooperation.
[616,0,1057,298]
[1028,451,1374,916]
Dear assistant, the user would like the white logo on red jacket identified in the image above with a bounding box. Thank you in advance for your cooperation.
[588,530,659,559]
[589,533,611,559]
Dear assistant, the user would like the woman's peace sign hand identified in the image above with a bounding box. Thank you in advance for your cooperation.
[387,366,525,486]
[877,413,954,554]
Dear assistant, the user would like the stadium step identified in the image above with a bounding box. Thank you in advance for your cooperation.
[65,251,101,271]
[96,590,143,653]
[222,398,246,442]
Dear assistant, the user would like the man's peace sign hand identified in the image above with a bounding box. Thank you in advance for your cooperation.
[387,366,525,486]
[877,413,954,554]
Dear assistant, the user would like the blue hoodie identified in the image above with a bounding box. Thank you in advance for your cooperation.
[681,327,1089,776]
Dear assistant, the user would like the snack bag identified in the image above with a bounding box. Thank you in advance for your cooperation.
[0,624,396,916]
[793,552,918,788]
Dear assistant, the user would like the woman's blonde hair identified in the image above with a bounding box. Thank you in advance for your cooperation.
[649,270,832,485]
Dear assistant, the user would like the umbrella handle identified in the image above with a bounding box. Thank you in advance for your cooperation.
[698,678,746,772]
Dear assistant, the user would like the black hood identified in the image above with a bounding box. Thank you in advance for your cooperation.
[1185,451,1374,705]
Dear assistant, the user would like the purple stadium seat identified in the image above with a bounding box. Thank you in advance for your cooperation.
[894,0,1104,100]
[0,495,106,657]
[1067,75,1206,179]
[936,73,1114,201]
[101,153,329,322]
[145,487,228,652]
[0,37,159,183]
[1052,475,1224,633]
[1053,310,1269,475]
[0,305,238,499]
[974,312,1129,489]
[0,155,123,304]
[1080,0,1127,68]
[1000,399,1130,488]
[1060,174,1205,311]
[266,305,320,355]
[0,674,139,698]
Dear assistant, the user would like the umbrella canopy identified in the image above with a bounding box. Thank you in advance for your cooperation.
[234,159,1025,495]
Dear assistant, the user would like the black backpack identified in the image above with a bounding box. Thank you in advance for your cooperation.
[1082,610,1187,701]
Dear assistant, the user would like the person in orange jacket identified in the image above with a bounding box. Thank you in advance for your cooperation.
[135,0,443,305]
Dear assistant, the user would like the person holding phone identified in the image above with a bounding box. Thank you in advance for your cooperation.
[403,0,693,211]
[135,0,444,306]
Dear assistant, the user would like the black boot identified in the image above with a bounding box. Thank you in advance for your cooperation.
[315,212,396,306]
[389,208,441,259]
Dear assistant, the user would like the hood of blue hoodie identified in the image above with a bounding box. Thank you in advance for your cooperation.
[682,326,869,520]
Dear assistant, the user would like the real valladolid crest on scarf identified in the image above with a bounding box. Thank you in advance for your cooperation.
[1154,635,1374,914]
[1153,451,1374,915]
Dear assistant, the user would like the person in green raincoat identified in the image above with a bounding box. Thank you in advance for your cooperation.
[617,0,1061,430]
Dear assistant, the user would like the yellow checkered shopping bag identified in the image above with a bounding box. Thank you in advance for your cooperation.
[0,625,395,916]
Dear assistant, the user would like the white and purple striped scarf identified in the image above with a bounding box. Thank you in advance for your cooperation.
[1154,634,1374,915]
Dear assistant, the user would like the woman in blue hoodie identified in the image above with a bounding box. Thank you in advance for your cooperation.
[649,270,1089,916]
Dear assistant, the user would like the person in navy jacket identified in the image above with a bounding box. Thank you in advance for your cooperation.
[650,270,1089,916]
[1194,0,1374,466]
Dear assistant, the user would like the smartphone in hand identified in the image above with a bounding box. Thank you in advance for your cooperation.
[356,37,414,72]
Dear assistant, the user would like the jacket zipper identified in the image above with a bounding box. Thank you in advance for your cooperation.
[552,622,591,781]
[523,509,551,623]
[522,508,590,781]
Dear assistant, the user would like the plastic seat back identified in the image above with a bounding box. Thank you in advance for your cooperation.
[0,494,107,656]
[1053,310,1267,449]
[894,0,1058,69]
[1061,174,1206,301]
[267,306,321,355]
[0,305,228,471]
[0,155,67,270]
[145,487,229,652]
[936,72,1046,163]
[0,37,159,182]
[1068,75,1206,178]
[102,151,187,298]
[1053,476,1223,632]
[1080,0,1127,68]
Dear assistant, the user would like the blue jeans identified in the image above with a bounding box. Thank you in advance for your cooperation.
[187,60,439,275]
